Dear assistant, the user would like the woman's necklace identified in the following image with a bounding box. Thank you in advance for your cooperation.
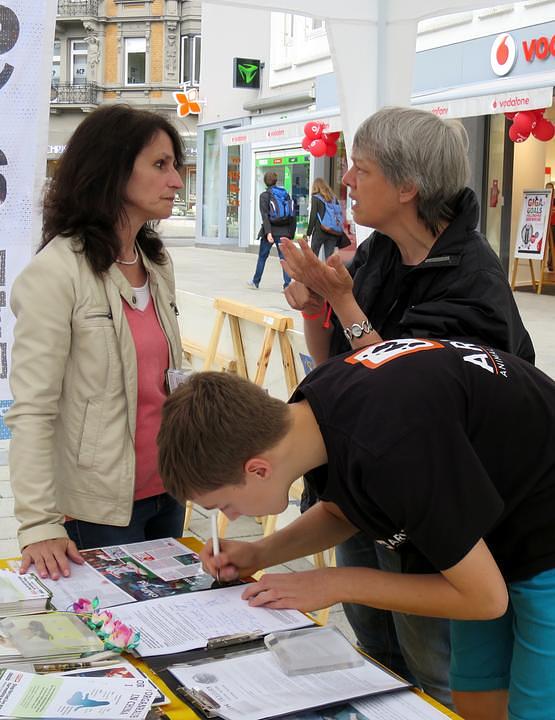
[115,245,139,265]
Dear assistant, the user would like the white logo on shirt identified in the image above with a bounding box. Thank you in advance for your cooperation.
[376,530,408,551]
[345,338,444,369]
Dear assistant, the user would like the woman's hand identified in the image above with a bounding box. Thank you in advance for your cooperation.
[200,538,265,583]
[20,538,84,580]
[284,281,324,314]
[241,568,340,612]
[280,238,353,305]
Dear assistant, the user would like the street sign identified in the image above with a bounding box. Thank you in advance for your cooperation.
[233,57,261,89]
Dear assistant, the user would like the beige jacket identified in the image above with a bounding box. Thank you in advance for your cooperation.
[6,237,183,549]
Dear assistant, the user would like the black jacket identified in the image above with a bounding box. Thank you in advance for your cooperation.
[329,188,535,363]
[258,187,296,241]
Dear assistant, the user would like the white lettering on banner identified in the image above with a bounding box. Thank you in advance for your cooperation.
[47,144,67,155]
[416,87,553,120]
[0,2,57,436]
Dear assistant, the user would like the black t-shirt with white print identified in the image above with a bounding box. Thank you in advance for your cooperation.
[291,339,555,582]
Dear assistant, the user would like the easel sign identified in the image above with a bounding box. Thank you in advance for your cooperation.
[511,188,554,294]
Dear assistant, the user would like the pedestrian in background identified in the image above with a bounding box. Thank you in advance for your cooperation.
[247,171,296,290]
[7,104,186,580]
[307,177,345,259]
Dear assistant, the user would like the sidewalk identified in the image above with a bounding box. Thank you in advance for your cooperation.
[168,245,555,377]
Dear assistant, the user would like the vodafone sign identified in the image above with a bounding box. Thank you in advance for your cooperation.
[491,30,555,77]
[491,34,517,76]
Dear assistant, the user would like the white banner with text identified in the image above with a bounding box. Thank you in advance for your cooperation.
[0,2,56,434]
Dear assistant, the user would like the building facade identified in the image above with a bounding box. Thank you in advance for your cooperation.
[196,3,354,249]
[49,0,201,218]
[413,2,555,273]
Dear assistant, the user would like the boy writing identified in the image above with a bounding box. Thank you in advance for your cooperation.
[158,338,555,720]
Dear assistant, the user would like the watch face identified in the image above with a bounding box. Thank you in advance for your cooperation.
[352,324,364,338]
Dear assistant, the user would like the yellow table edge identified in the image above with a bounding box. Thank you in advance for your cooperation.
[0,536,461,719]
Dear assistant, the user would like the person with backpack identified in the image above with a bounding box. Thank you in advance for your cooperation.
[247,171,296,290]
[307,178,346,259]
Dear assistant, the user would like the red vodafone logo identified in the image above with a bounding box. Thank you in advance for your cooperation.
[491,33,517,76]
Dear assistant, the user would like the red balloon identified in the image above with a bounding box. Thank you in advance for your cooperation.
[324,142,337,157]
[308,138,327,157]
[513,112,535,135]
[301,136,311,151]
[508,124,529,143]
[323,131,340,142]
[532,118,555,142]
[534,108,546,119]
[504,112,516,120]
[304,122,324,141]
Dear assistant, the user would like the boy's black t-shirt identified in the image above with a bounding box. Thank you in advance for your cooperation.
[290,339,555,582]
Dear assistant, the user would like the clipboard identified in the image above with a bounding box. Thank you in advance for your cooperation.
[145,628,412,720]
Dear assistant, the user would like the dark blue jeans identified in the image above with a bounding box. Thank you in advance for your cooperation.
[65,493,185,549]
[252,235,291,288]
[336,533,453,708]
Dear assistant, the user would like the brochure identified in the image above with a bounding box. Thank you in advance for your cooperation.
[37,538,214,611]
[0,569,51,616]
[0,668,155,719]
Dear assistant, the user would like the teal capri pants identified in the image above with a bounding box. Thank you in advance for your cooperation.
[450,568,555,720]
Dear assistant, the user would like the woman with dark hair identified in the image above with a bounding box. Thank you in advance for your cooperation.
[6,104,186,580]
[307,177,344,260]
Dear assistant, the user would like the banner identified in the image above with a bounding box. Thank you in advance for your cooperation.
[514,189,552,260]
[0,1,56,435]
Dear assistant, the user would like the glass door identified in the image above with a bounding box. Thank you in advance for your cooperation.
[253,150,310,242]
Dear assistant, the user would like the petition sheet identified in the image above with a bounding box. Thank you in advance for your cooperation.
[111,584,314,656]
[169,650,408,720]
[352,692,453,719]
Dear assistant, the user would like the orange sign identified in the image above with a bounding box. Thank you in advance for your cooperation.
[172,88,204,117]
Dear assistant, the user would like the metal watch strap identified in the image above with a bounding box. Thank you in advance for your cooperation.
[343,318,373,341]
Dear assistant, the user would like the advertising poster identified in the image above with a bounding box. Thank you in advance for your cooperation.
[0,2,57,434]
[515,189,552,260]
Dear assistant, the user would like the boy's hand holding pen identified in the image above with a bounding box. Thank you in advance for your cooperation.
[211,513,221,585]
[201,520,265,585]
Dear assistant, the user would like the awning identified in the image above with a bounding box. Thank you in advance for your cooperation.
[221,108,341,146]
[412,85,553,119]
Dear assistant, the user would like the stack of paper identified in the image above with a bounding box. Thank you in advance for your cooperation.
[0,668,156,719]
[0,612,104,665]
[0,569,51,616]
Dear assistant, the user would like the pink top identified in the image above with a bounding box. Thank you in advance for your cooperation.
[123,295,169,500]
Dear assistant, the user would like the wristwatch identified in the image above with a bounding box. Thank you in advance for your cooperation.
[343,319,373,342]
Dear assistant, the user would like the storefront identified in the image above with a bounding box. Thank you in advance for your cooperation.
[412,20,555,273]
[196,108,353,248]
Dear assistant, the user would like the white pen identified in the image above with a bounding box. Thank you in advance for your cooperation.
[211,512,221,583]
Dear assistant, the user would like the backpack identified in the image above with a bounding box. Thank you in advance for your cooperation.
[268,186,294,225]
[315,194,343,236]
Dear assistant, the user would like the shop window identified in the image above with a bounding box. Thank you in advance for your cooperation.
[70,39,87,85]
[226,145,240,239]
[202,129,220,238]
[180,35,201,87]
[52,40,61,87]
[125,38,146,85]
